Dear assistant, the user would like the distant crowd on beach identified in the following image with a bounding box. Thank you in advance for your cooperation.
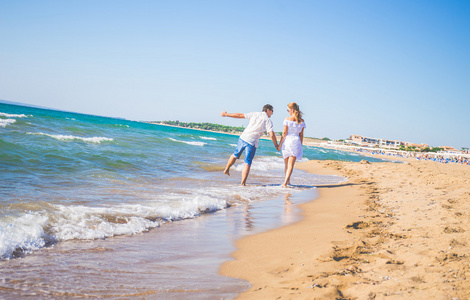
[354,148,470,165]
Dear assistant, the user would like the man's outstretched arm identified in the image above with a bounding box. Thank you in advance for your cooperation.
[221,111,245,119]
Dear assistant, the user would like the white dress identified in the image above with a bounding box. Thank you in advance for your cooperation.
[281,120,306,160]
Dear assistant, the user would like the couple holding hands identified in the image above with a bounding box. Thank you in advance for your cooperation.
[221,102,306,187]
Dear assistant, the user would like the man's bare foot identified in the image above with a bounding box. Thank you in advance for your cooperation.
[223,169,230,176]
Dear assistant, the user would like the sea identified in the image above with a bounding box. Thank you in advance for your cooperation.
[0,102,387,299]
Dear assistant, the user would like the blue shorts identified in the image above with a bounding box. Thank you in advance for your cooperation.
[233,138,257,165]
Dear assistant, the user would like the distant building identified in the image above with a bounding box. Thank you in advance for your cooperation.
[345,134,465,154]
[347,135,403,149]
[440,146,459,152]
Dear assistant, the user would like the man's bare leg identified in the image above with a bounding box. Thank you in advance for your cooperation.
[241,163,251,186]
[224,155,237,176]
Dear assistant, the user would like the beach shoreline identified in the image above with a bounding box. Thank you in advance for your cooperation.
[303,141,470,166]
[220,156,470,299]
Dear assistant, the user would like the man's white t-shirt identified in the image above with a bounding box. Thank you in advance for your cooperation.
[239,112,274,148]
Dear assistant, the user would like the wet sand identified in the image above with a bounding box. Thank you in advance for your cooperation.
[220,158,470,299]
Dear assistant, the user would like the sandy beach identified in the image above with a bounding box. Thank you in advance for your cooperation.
[220,157,470,299]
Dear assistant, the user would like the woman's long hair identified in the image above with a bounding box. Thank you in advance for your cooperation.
[288,102,303,124]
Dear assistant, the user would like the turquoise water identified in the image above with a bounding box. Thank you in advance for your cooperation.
[0,102,386,298]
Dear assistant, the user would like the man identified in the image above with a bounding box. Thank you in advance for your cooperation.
[221,104,278,185]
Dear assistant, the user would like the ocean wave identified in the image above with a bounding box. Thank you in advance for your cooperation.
[200,136,217,141]
[52,197,226,240]
[0,112,28,118]
[169,138,206,146]
[0,213,49,259]
[0,197,227,259]
[0,119,16,127]
[28,132,114,143]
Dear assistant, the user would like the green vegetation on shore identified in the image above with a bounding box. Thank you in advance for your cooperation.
[158,120,245,133]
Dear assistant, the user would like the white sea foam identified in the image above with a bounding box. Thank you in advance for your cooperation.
[0,112,28,118]
[0,119,16,127]
[50,205,160,240]
[169,138,206,146]
[0,213,49,259]
[200,136,217,141]
[29,132,113,143]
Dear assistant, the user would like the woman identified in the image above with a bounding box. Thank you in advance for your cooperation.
[277,102,306,187]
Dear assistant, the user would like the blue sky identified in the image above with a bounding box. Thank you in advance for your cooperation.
[1,1,469,149]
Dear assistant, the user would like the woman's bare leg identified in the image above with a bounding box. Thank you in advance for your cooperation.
[282,156,296,187]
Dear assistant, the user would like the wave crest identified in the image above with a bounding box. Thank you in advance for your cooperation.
[0,112,28,118]
[29,132,114,143]
[200,136,217,141]
[169,138,206,146]
[0,119,16,128]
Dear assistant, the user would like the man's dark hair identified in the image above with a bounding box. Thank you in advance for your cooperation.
[262,104,273,112]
